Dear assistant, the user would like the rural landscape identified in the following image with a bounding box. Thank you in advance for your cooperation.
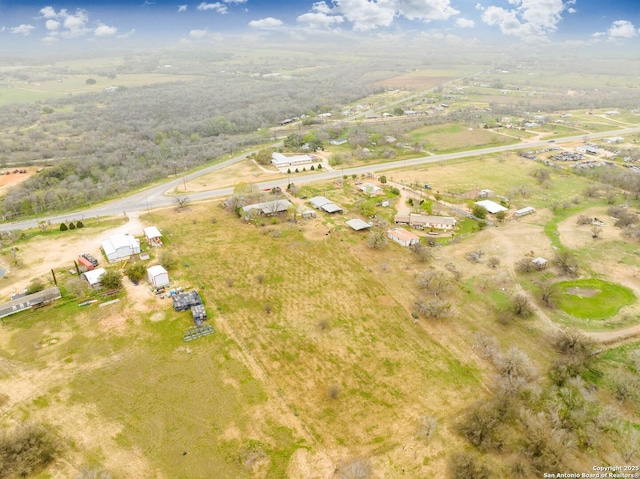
[2,36,640,479]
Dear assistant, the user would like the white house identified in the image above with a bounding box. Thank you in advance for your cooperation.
[358,183,383,196]
[101,234,141,263]
[395,214,456,231]
[147,265,169,288]
[144,226,163,247]
[82,268,106,288]
[241,200,292,217]
[388,228,420,247]
[271,152,313,168]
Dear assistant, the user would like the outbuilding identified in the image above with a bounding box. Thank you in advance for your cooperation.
[346,219,372,231]
[309,196,342,214]
[82,268,106,289]
[387,228,421,247]
[147,265,169,288]
[101,234,141,263]
[144,226,163,247]
[515,206,536,217]
[475,200,508,214]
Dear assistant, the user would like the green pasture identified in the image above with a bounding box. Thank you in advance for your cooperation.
[555,278,635,320]
[410,122,518,153]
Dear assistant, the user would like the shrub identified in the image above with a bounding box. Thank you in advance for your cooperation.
[25,279,45,295]
[448,450,491,479]
[0,422,60,477]
[317,164,322,170]
[99,270,122,290]
[69,222,76,230]
[159,250,178,271]
[59,223,68,231]
[125,263,147,282]
[76,220,84,228]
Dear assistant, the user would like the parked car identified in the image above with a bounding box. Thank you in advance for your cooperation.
[80,253,99,267]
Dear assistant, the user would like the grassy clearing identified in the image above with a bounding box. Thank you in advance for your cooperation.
[410,123,517,153]
[555,278,635,320]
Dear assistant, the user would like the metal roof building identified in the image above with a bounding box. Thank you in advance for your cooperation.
[346,219,372,231]
[101,234,141,263]
[475,200,508,214]
[82,268,106,288]
[241,199,292,216]
[388,228,421,247]
[309,196,342,214]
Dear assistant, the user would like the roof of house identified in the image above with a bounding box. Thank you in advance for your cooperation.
[394,215,411,223]
[241,199,292,215]
[388,228,420,242]
[409,214,457,225]
[346,219,372,231]
[147,265,168,276]
[475,200,508,214]
[83,268,106,285]
[271,152,313,167]
[144,226,162,238]
[359,183,382,194]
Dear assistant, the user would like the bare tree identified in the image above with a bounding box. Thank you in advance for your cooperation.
[554,250,579,277]
[415,298,451,319]
[410,242,432,262]
[417,415,438,442]
[417,271,451,298]
[338,458,372,479]
[487,257,500,269]
[174,195,190,208]
[591,224,602,239]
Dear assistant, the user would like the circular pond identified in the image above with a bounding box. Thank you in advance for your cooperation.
[555,279,636,320]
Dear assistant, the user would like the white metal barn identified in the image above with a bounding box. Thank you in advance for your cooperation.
[147,265,169,288]
[101,234,141,263]
[82,268,106,288]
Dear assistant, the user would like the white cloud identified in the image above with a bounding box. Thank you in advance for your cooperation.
[455,17,475,28]
[224,0,248,4]
[297,12,344,28]
[117,29,136,39]
[297,2,344,29]
[178,5,188,12]
[475,3,484,11]
[39,6,58,19]
[42,35,58,45]
[567,7,576,13]
[189,28,210,38]
[607,20,637,40]
[45,19,61,31]
[248,17,284,29]
[11,24,35,36]
[60,9,91,38]
[297,0,458,32]
[197,2,228,13]
[94,24,118,37]
[481,0,571,40]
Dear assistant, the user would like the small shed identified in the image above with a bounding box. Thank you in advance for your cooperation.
[82,268,106,288]
[144,226,163,247]
[147,265,169,288]
[515,206,536,217]
[532,257,548,268]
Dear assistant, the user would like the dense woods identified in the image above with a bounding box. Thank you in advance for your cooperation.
[0,53,385,217]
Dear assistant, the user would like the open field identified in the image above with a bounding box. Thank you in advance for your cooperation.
[2,149,640,475]
[410,123,519,153]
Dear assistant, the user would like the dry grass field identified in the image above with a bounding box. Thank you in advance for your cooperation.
[2,155,640,477]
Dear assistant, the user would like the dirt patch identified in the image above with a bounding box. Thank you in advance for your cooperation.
[566,287,600,297]
[0,168,35,197]
[557,206,618,249]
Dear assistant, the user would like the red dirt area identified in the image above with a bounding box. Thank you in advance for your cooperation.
[0,167,35,196]
[375,75,454,89]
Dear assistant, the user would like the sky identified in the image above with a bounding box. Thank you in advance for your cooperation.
[0,0,639,54]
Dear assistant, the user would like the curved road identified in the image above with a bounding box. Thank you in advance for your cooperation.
[1,126,639,233]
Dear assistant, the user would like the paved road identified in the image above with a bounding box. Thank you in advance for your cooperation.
[1,126,639,233]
